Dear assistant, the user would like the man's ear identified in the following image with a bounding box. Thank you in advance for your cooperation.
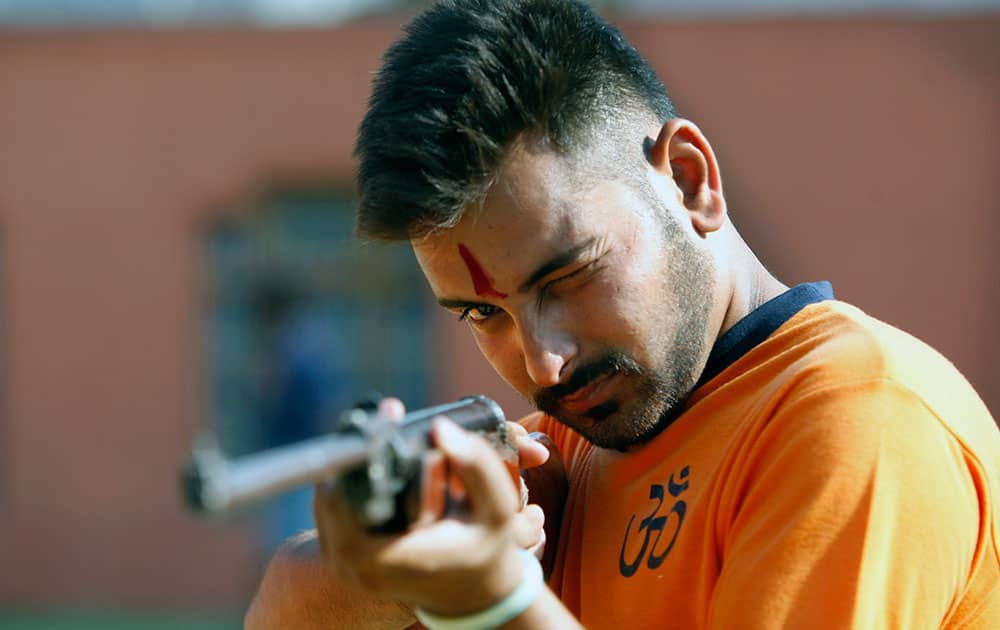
[648,119,726,236]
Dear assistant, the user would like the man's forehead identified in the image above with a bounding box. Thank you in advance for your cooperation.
[497,143,592,211]
[412,203,575,263]
[411,147,623,288]
[412,206,582,301]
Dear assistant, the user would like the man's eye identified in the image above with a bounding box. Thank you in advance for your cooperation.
[458,304,499,323]
[546,261,598,289]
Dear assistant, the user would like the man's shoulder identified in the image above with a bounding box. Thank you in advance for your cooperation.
[777,300,954,389]
[768,300,998,463]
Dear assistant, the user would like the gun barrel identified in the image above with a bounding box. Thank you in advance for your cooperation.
[182,395,505,516]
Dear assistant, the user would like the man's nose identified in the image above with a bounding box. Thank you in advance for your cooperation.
[519,319,576,389]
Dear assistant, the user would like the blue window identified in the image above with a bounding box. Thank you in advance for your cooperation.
[201,191,431,456]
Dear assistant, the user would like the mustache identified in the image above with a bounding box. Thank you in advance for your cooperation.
[533,351,642,412]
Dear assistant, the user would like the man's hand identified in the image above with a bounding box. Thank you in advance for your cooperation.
[314,411,532,616]
[515,429,568,577]
[246,398,569,628]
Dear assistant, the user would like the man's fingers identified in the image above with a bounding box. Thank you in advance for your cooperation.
[514,427,550,469]
[506,422,549,467]
[507,421,528,439]
[432,417,519,524]
[512,503,545,550]
[378,397,406,422]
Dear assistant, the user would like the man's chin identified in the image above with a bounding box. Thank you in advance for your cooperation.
[546,403,637,452]
[546,398,685,452]
[542,399,616,431]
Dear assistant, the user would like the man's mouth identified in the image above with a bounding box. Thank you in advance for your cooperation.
[559,371,619,415]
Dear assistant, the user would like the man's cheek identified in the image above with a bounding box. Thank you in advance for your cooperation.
[474,336,528,394]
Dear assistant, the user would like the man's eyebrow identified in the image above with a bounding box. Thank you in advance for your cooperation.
[434,238,597,308]
[436,297,480,310]
[517,238,596,293]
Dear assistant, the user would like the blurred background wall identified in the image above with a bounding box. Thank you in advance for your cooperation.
[0,0,997,626]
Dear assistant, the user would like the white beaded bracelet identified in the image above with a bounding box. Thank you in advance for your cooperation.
[414,549,544,630]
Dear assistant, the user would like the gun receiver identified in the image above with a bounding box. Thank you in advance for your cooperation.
[181,395,511,531]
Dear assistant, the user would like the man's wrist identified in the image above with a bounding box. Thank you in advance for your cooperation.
[414,549,544,630]
[419,547,526,617]
[417,546,525,617]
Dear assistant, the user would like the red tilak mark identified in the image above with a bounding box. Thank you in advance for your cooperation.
[458,244,508,299]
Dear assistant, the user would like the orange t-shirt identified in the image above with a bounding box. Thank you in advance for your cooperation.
[522,295,1000,628]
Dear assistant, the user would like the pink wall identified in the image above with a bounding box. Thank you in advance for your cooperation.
[0,16,996,608]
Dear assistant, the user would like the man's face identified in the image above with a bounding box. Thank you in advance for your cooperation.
[413,147,717,451]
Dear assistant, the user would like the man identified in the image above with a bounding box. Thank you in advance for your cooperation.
[246,0,1000,627]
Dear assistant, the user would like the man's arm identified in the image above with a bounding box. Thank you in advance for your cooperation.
[245,530,417,630]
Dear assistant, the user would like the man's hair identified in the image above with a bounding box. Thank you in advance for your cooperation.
[354,0,677,241]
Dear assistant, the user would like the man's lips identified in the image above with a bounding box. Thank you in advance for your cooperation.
[559,372,618,415]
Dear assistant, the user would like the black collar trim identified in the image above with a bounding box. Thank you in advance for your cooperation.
[696,281,834,388]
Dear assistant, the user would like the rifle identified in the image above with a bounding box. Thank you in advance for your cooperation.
[181,395,517,533]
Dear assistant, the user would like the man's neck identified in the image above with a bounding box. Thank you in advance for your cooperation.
[718,232,788,339]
